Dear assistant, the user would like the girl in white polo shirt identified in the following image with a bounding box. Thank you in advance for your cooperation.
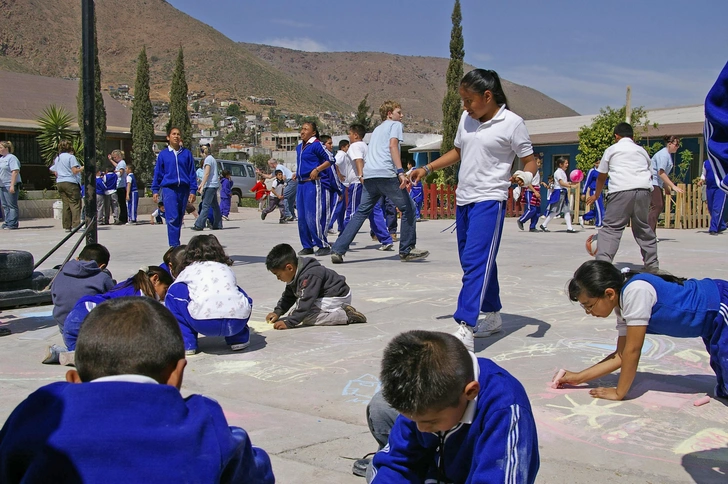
[410,69,538,351]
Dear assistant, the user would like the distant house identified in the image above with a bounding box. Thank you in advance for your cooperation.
[262,132,300,151]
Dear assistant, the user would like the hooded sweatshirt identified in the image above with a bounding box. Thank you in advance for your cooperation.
[273,257,349,327]
[51,260,115,329]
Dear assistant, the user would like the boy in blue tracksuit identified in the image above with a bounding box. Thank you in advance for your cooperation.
[580,160,606,228]
[701,160,727,234]
[151,127,197,247]
[705,59,728,196]
[103,169,119,224]
[0,297,274,483]
[367,330,539,483]
[95,169,106,224]
[126,164,139,224]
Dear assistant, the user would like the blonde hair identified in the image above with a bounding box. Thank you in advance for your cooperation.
[111,149,125,159]
[379,100,401,121]
[0,141,13,153]
[200,145,210,156]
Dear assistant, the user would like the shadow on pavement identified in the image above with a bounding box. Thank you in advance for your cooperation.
[681,446,728,483]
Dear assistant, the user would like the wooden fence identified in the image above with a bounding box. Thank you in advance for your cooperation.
[664,183,709,229]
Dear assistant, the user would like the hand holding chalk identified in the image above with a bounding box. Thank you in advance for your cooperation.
[266,312,279,324]
[551,369,566,389]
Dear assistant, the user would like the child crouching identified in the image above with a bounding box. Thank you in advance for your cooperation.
[0,297,274,483]
[165,235,252,354]
[265,243,366,329]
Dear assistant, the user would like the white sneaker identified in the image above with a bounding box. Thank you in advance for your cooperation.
[475,312,502,338]
[453,323,474,352]
[578,216,585,229]
[230,342,250,351]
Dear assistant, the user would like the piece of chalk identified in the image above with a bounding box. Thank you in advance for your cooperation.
[551,369,566,389]
[693,396,711,406]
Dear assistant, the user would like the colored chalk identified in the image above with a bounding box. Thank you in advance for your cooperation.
[693,396,711,406]
[551,369,566,389]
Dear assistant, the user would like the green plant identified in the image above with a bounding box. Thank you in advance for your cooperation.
[440,0,464,185]
[167,47,193,145]
[36,105,75,166]
[131,46,156,188]
[249,153,270,171]
[17,189,28,200]
[672,149,693,185]
[354,94,374,132]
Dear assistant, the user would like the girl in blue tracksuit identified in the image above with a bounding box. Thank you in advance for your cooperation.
[63,267,173,351]
[125,164,139,223]
[164,234,252,354]
[296,121,333,255]
[517,155,542,231]
[581,160,605,228]
[151,127,198,247]
[410,69,538,345]
[220,170,233,219]
[701,160,727,234]
[555,260,728,400]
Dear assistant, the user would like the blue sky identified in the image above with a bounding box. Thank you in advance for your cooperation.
[168,0,728,115]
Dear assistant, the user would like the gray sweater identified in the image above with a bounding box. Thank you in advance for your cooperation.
[51,260,115,330]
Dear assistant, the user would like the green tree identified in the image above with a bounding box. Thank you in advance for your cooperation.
[575,106,654,172]
[131,47,155,188]
[354,94,374,132]
[439,0,464,185]
[36,105,79,166]
[167,47,193,146]
[226,104,241,117]
[249,153,270,171]
[76,16,106,165]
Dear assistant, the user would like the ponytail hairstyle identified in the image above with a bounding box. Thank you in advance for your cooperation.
[120,266,174,299]
[460,69,509,108]
[568,260,686,302]
[201,144,211,156]
[179,235,232,272]
[303,121,320,139]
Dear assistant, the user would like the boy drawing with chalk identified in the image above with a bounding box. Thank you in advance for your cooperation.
[265,243,366,329]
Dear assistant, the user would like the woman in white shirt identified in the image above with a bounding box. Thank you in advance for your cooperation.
[410,69,538,350]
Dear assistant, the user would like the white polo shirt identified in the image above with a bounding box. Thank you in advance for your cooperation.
[598,138,652,193]
[335,150,357,187]
[347,141,368,184]
[454,107,533,205]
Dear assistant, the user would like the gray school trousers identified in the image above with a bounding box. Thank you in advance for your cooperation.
[596,188,659,271]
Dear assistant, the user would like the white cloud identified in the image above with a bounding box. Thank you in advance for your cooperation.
[272,19,312,29]
[471,52,493,63]
[262,37,328,52]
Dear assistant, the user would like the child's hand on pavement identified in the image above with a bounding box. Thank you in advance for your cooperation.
[273,321,287,330]
[266,312,278,324]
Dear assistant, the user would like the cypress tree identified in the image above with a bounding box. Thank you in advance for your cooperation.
[440,0,464,184]
[77,17,107,165]
[354,94,374,132]
[167,47,193,148]
[131,47,155,188]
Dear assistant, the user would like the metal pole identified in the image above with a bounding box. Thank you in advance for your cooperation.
[82,0,97,244]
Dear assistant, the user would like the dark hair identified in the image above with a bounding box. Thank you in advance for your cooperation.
[265,243,298,271]
[338,139,350,149]
[180,235,231,272]
[78,243,110,267]
[75,297,184,382]
[119,266,173,298]
[58,139,74,153]
[319,134,331,144]
[460,69,509,107]
[303,121,320,139]
[663,135,680,145]
[274,169,283,175]
[126,163,134,172]
[158,201,165,208]
[567,260,686,301]
[380,331,474,415]
[613,122,634,139]
[556,156,569,168]
[221,169,231,178]
[168,245,187,278]
[166,125,181,136]
[349,124,366,139]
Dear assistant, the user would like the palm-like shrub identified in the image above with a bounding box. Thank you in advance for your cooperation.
[36,105,83,165]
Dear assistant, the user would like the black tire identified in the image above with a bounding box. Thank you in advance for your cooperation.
[0,250,34,282]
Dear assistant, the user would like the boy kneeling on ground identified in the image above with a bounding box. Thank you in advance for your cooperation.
[0,297,274,483]
[265,243,366,329]
[364,330,539,483]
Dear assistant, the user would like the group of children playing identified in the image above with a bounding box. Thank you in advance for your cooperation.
[94,163,138,225]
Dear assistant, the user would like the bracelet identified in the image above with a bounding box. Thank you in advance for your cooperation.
[396,168,405,175]
[423,164,431,175]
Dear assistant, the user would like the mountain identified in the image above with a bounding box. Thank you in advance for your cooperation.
[0,0,579,128]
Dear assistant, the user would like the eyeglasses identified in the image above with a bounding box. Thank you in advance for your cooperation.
[579,300,598,314]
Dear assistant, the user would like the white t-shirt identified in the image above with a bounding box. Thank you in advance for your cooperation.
[614,280,657,336]
[554,168,568,189]
[335,150,357,187]
[347,141,368,184]
[364,120,403,179]
[454,107,534,205]
[597,138,652,193]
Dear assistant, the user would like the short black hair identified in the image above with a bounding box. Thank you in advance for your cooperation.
[274,169,283,175]
[158,201,165,208]
[349,124,366,140]
[380,331,474,415]
[78,243,110,267]
[338,139,350,149]
[613,122,634,138]
[265,243,298,271]
[75,297,184,382]
[319,134,331,144]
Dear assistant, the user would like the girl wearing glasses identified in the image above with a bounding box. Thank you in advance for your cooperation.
[554,260,728,401]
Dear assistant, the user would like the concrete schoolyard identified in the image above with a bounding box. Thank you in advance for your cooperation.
[1,209,726,483]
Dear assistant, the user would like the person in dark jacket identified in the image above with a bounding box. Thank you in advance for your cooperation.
[50,243,114,332]
[0,297,274,484]
[265,243,366,329]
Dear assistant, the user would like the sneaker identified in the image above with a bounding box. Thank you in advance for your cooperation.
[222,215,229,221]
[190,225,203,231]
[59,351,76,367]
[279,219,287,224]
[529,228,539,233]
[539,224,549,232]
[566,229,577,233]
[475,312,502,338]
[400,248,429,262]
[328,229,337,235]
[331,252,344,264]
[286,216,296,222]
[298,248,314,256]
[710,231,718,236]
[343,304,367,324]
[185,349,198,356]
[230,342,250,351]
[42,344,65,364]
[517,219,524,231]
[453,323,474,352]
[261,212,267,220]
[352,453,376,477]
[315,247,331,256]
[377,243,394,251]
[578,216,585,229]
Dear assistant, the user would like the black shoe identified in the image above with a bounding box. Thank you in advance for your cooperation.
[539,224,549,232]
[190,225,203,231]
[566,229,577,233]
[261,212,267,220]
[331,252,344,264]
[517,220,524,231]
[315,247,331,256]
[710,231,718,236]
[400,248,429,262]
[352,453,376,477]
[279,219,287,224]
[529,228,539,232]
[298,248,314,255]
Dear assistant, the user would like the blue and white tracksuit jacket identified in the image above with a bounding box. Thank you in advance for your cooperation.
[151,146,197,247]
[581,167,605,226]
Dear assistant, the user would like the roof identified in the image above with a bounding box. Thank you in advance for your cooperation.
[407,105,706,152]
[0,70,164,138]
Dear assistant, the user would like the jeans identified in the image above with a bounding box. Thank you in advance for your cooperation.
[0,186,19,228]
[195,187,222,229]
[332,177,416,256]
[284,178,298,218]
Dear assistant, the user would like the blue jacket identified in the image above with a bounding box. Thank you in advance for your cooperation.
[103,173,118,192]
[151,146,198,195]
[371,358,539,484]
[0,381,274,483]
[95,176,105,195]
[51,260,115,329]
[296,139,335,190]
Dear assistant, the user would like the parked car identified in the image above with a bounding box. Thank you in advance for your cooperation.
[216,160,257,200]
